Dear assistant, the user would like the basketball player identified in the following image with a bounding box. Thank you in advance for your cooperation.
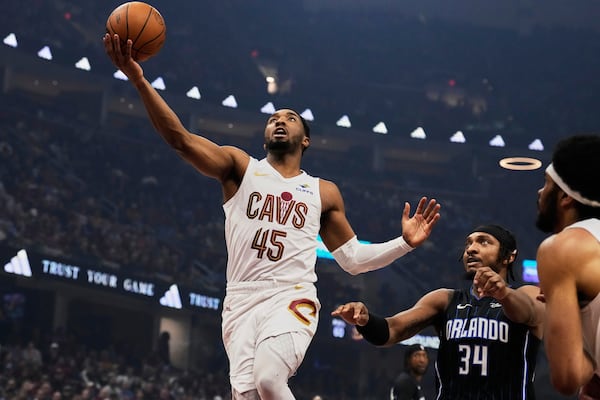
[390,344,429,400]
[332,225,544,399]
[103,34,441,400]
[535,135,600,398]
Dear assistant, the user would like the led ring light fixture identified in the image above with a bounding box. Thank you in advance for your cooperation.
[499,157,542,171]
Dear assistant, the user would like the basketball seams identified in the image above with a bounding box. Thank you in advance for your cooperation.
[136,15,165,55]
[134,8,165,54]
[130,5,152,49]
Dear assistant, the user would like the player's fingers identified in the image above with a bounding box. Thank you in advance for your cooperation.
[422,198,437,218]
[427,204,441,223]
[402,201,410,220]
[125,39,133,58]
[414,196,427,214]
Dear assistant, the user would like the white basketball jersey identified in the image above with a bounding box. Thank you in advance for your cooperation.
[222,157,321,283]
[568,218,600,372]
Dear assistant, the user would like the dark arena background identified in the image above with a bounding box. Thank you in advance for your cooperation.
[2,0,600,398]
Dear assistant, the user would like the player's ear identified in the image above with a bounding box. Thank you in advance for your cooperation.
[504,249,517,265]
[302,136,310,150]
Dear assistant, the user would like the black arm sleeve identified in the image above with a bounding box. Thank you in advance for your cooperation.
[355,312,390,345]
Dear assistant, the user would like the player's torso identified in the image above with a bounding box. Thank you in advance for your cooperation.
[434,288,539,400]
[222,157,321,283]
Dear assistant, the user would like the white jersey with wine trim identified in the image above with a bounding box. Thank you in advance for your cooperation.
[569,218,600,375]
[222,157,321,283]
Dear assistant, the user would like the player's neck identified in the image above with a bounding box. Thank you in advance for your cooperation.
[266,154,303,178]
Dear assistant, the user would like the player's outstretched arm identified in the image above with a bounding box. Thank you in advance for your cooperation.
[102,34,246,183]
[319,180,441,275]
[332,289,450,347]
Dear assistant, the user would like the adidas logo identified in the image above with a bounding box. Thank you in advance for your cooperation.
[4,249,32,277]
[159,284,182,309]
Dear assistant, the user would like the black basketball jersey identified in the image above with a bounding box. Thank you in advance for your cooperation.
[433,287,540,400]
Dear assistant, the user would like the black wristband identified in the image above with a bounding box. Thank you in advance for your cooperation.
[355,312,389,346]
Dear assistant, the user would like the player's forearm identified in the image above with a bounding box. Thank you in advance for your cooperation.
[548,347,595,395]
[132,77,190,150]
[497,288,538,325]
[331,236,414,275]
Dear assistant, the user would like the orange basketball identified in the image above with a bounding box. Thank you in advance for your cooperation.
[106,2,166,62]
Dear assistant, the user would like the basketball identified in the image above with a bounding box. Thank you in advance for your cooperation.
[106,2,166,62]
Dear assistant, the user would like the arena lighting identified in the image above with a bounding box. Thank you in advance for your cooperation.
[150,77,166,90]
[300,108,314,121]
[267,80,278,94]
[372,122,388,134]
[450,130,466,143]
[186,86,201,100]
[4,37,549,154]
[489,135,505,147]
[522,259,539,283]
[113,70,128,81]
[499,157,542,171]
[528,139,544,151]
[260,102,276,114]
[3,33,18,48]
[410,127,426,139]
[222,95,238,108]
[37,46,53,60]
[74,57,91,71]
[336,115,352,128]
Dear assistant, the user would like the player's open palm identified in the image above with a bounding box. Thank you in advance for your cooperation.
[103,34,144,84]
[331,302,370,326]
[401,197,441,247]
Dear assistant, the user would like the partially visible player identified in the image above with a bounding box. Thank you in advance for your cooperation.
[103,34,441,400]
[390,344,429,400]
[535,135,600,398]
[333,224,544,399]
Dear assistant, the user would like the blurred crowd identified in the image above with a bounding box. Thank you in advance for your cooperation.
[0,328,230,400]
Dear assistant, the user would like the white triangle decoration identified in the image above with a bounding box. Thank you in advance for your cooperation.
[75,57,91,71]
[336,115,351,128]
[450,131,466,143]
[373,122,388,134]
[151,77,166,90]
[37,46,53,60]
[3,33,18,48]
[489,135,505,147]
[300,109,314,121]
[222,95,238,108]
[260,102,276,114]
[186,86,201,99]
[528,139,544,151]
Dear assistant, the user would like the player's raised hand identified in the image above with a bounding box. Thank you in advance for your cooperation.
[331,302,370,326]
[473,266,509,300]
[103,34,144,84]
[401,197,441,247]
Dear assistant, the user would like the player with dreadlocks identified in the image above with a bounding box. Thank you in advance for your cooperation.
[333,224,545,399]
